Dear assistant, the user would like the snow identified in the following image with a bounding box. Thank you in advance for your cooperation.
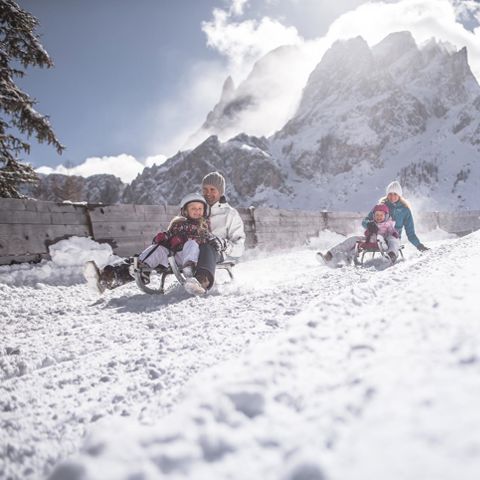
[0,237,120,287]
[1,232,480,480]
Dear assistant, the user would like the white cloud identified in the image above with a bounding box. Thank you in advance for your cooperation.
[153,0,480,156]
[36,154,146,183]
[144,154,167,168]
[324,0,480,80]
[230,0,249,16]
[202,7,302,79]
[148,59,228,156]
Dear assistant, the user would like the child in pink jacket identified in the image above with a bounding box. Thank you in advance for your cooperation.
[363,204,400,262]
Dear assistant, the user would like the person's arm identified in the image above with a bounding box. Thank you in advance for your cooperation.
[362,209,374,229]
[225,209,245,258]
[403,209,421,247]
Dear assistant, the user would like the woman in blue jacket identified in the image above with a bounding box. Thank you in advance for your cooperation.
[363,181,429,251]
[317,181,429,267]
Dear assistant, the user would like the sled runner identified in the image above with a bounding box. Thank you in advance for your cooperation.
[353,239,404,267]
[132,255,236,295]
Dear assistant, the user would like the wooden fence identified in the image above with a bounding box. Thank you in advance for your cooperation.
[1,197,479,265]
[0,198,90,265]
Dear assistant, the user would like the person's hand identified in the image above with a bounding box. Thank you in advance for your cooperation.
[153,231,167,244]
[417,243,429,252]
[209,236,229,252]
[366,222,378,234]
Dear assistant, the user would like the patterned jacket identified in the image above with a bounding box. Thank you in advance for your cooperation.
[153,217,211,252]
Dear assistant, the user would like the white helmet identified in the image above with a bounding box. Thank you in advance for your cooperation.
[180,193,209,218]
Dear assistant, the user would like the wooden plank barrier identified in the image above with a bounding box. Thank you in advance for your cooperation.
[252,208,327,248]
[88,204,173,258]
[0,198,91,265]
[1,197,480,264]
[437,211,480,236]
[88,204,257,257]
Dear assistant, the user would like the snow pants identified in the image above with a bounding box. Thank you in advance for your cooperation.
[138,239,200,269]
[329,234,400,265]
[195,243,223,290]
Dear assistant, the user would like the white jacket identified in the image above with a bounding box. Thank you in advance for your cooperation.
[209,200,245,258]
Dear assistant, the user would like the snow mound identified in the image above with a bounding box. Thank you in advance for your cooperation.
[0,237,120,287]
[422,226,458,241]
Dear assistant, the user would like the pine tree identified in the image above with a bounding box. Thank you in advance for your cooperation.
[0,0,64,198]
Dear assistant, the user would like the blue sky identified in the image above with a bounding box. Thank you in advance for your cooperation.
[18,0,221,166]
[15,0,480,182]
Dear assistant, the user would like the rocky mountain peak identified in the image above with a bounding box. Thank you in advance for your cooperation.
[220,76,235,104]
[372,31,418,67]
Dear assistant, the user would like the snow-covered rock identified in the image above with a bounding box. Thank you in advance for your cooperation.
[123,134,290,206]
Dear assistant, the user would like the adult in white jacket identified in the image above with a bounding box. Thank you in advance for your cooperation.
[191,172,245,293]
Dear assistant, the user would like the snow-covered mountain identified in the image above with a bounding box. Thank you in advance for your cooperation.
[29,32,480,210]
[187,45,317,148]
[271,32,480,210]
[123,134,288,206]
[125,32,480,211]
[22,173,125,204]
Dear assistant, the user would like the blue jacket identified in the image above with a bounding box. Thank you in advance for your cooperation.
[362,200,421,247]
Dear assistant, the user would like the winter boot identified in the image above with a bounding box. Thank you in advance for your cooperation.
[183,277,206,296]
[316,250,333,265]
[388,251,397,264]
[135,260,152,284]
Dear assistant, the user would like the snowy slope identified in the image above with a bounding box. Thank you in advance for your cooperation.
[1,229,480,480]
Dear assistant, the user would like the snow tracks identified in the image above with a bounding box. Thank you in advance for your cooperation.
[2,234,480,480]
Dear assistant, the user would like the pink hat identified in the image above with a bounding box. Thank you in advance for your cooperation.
[373,204,389,214]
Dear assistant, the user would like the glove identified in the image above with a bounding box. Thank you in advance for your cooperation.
[366,222,378,234]
[153,231,167,244]
[169,235,183,251]
[209,236,229,253]
[417,243,429,252]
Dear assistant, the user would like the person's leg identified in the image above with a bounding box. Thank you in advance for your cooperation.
[174,240,200,278]
[174,240,199,267]
[321,236,364,266]
[138,244,169,269]
[195,243,221,289]
[385,236,400,261]
[87,258,134,292]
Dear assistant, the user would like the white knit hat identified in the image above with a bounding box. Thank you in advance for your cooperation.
[202,171,225,196]
[386,181,403,196]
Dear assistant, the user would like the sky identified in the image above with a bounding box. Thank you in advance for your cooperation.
[14,0,480,182]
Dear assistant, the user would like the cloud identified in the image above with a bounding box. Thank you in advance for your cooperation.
[324,0,480,80]
[36,154,147,183]
[230,0,249,16]
[148,59,228,156]
[202,6,302,79]
[152,0,480,158]
[144,154,167,168]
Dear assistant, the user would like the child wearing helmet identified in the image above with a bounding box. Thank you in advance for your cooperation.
[87,193,211,293]
[138,193,210,277]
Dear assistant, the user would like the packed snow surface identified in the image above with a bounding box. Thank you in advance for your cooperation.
[1,231,480,480]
